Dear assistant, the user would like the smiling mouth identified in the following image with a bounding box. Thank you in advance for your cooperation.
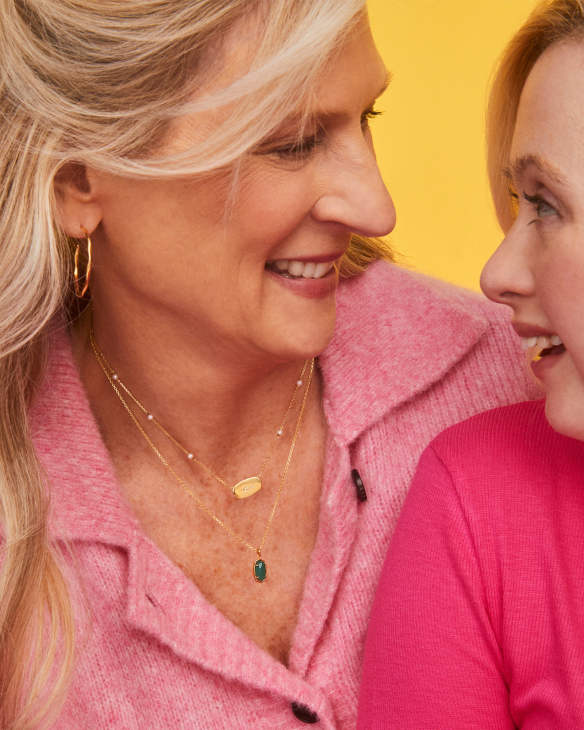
[521,334,566,359]
[538,344,566,358]
[265,259,336,280]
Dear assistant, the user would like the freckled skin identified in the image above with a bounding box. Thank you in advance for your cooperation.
[65,16,396,663]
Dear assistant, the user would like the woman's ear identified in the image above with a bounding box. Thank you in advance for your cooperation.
[54,162,103,238]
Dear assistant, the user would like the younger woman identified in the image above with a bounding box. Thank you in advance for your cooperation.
[358,1,584,727]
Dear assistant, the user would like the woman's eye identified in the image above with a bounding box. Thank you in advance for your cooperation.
[260,130,325,161]
[361,107,383,129]
[523,192,557,219]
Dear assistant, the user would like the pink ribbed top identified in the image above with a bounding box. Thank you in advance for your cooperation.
[359,400,584,729]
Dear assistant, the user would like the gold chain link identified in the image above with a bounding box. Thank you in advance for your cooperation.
[90,325,309,491]
[89,327,314,557]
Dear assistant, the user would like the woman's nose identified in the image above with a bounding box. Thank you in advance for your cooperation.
[311,137,396,237]
[480,222,535,307]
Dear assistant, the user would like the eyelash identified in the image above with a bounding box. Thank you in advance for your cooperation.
[361,107,383,128]
[266,106,383,160]
[507,186,558,222]
[269,130,325,160]
[523,192,558,221]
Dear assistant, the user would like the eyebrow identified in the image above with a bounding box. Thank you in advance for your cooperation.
[271,68,393,133]
[504,154,567,186]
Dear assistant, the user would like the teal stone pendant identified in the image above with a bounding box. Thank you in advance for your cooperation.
[253,557,267,583]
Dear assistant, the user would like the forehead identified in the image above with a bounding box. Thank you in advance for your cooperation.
[511,41,584,181]
[311,17,388,110]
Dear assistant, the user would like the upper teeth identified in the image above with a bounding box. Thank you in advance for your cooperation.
[270,260,333,279]
[521,334,563,351]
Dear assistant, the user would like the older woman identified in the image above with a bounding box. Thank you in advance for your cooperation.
[359,0,584,727]
[0,1,532,727]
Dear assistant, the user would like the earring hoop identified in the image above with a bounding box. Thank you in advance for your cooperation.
[73,228,93,298]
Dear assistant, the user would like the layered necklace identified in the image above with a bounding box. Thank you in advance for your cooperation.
[89,324,314,582]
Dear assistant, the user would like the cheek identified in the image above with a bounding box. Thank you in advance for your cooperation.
[538,256,584,363]
[230,164,316,246]
[99,173,232,249]
[95,176,237,304]
[535,238,584,308]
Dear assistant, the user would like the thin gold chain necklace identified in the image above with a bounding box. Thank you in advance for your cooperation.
[89,327,315,582]
[89,325,310,499]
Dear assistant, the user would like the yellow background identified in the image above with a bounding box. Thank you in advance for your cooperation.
[368,0,537,290]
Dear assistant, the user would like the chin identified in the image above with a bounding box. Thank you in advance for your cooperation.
[544,396,584,442]
[268,305,337,361]
[274,327,336,364]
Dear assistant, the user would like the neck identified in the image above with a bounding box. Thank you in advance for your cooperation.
[72,305,319,471]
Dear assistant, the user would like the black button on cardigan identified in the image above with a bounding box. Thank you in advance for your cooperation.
[291,702,319,723]
[352,468,367,502]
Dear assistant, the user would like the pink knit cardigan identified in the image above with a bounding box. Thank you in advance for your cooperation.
[31,262,535,729]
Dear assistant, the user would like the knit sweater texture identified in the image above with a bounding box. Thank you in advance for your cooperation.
[358,400,584,729]
[31,261,536,729]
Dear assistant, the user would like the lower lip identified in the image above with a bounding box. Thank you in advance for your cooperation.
[265,267,338,299]
[530,349,565,380]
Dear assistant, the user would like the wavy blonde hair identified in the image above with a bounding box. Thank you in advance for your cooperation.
[487,0,584,231]
[0,0,394,726]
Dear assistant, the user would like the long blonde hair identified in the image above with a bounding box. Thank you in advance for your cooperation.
[0,0,393,726]
[487,0,584,231]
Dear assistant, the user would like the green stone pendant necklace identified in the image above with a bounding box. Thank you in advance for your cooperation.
[90,324,314,583]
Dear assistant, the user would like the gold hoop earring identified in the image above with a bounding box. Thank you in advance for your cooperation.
[73,228,93,298]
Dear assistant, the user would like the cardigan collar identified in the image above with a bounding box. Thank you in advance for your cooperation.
[31,261,492,543]
[319,260,491,445]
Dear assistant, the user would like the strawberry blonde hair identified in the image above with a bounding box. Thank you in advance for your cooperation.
[487,0,584,230]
